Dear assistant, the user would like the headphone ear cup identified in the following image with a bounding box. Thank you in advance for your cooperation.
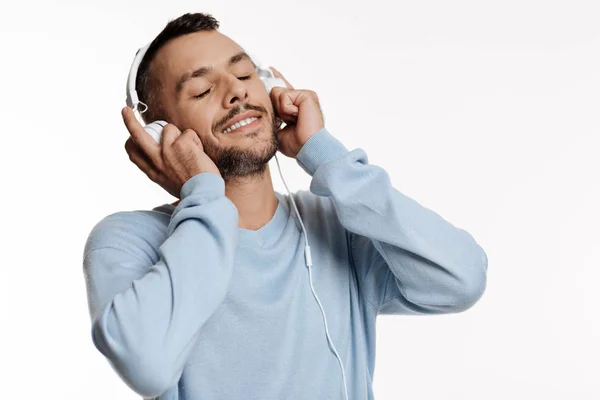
[261,77,287,94]
[256,65,286,94]
[144,120,168,144]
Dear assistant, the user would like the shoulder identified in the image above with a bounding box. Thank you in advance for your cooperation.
[83,204,173,262]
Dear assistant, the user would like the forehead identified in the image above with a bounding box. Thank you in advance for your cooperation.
[154,30,245,82]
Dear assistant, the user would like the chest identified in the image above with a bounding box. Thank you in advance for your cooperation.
[180,234,356,386]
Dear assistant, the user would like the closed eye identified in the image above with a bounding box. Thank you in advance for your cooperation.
[194,89,210,99]
[194,75,252,99]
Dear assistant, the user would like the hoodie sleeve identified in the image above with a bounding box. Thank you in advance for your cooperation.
[296,128,488,315]
[82,172,238,398]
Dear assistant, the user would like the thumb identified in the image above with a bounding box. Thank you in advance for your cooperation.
[269,66,294,90]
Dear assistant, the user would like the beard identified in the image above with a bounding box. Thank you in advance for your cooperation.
[206,109,281,183]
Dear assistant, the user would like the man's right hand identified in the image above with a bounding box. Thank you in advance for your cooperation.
[122,107,221,199]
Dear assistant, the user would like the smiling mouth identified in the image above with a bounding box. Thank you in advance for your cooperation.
[222,116,261,134]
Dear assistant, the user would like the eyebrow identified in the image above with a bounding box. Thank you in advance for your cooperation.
[175,51,254,94]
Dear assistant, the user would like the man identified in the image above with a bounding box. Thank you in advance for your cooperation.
[82,12,488,400]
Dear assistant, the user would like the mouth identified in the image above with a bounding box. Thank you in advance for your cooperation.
[222,111,263,134]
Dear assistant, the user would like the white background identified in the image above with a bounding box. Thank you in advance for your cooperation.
[1,0,598,398]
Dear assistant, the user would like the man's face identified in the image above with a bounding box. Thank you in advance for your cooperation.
[152,30,279,181]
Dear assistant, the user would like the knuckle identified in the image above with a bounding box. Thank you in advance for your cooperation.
[173,137,187,148]
[145,169,158,182]
[124,138,134,151]
[163,123,180,136]
[181,129,195,137]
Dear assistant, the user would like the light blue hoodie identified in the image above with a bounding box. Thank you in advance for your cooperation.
[83,128,488,399]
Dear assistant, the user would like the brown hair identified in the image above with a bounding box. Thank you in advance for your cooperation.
[135,13,220,124]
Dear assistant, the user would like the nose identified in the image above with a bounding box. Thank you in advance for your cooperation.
[222,75,248,109]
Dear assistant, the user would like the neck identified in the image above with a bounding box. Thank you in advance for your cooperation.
[224,165,278,230]
[171,166,278,231]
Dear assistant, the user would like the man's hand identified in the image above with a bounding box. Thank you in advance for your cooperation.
[269,67,325,158]
[122,107,221,199]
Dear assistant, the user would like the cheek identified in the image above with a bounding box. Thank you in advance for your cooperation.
[175,117,217,148]
[251,79,272,105]
[184,106,218,134]
[262,94,277,120]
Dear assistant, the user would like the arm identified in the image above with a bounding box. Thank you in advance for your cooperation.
[296,129,488,315]
[82,173,238,397]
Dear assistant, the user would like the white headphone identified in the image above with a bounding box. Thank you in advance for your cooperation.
[124,41,349,400]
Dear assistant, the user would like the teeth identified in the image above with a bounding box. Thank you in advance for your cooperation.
[224,117,258,133]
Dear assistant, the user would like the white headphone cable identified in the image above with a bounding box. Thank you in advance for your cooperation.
[273,153,349,400]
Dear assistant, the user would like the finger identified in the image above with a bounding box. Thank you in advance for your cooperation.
[160,123,182,150]
[285,102,299,116]
[122,107,161,163]
[172,129,202,156]
[270,86,286,101]
[177,129,202,150]
[270,87,285,117]
[269,67,294,89]
[270,88,297,124]
[278,91,300,118]
[125,136,155,168]
[126,139,161,182]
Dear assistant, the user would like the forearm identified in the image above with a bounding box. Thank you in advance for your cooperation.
[297,129,488,311]
[85,173,239,397]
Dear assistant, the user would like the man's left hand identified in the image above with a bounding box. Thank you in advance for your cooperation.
[269,67,324,158]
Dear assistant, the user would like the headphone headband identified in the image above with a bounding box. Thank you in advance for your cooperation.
[125,42,152,111]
